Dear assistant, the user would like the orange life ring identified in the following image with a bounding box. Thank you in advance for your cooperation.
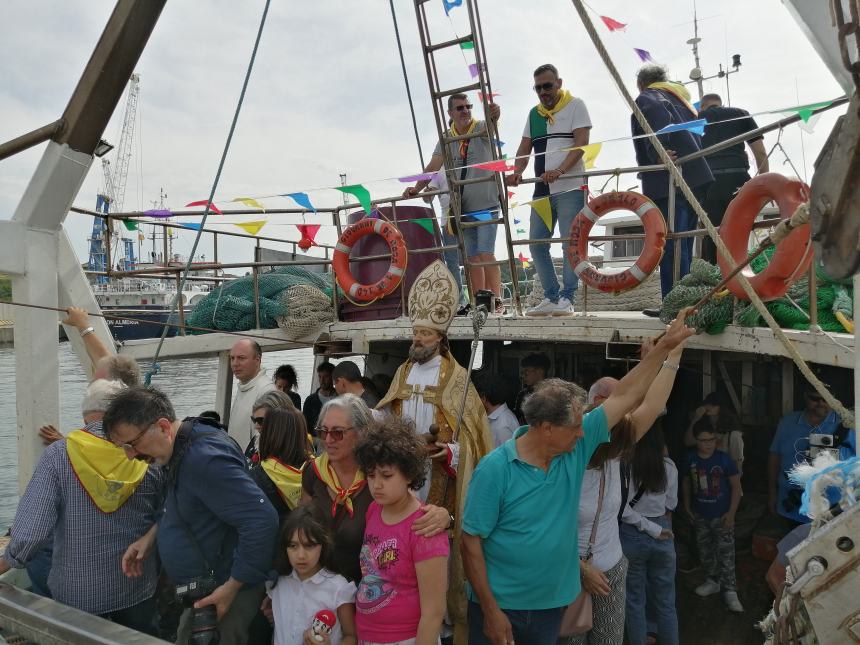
[566,191,667,294]
[332,218,408,302]
[717,173,811,302]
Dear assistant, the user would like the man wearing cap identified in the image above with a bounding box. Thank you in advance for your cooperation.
[377,260,494,642]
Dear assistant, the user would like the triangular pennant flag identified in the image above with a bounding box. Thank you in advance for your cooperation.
[776,100,834,123]
[336,184,373,215]
[693,100,702,112]
[183,223,202,231]
[474,159,516,172]
[798,113,822,133]
[460,40,474,50]
[581,142,602,169]
[138,231,146,242]
[142,209,173,218]
[296,224,321,250]
[518,252,530,263]
[122,220,138,231]
[634,48,654,63]
[234,220,267,236]
[656,119,707,136]
[516,228,526,235]
[468,63,479,78]
[281,192,317,212]
[412,218,436,235]
[531,197,553,231]
[600,15,627,31]
[477,91,500,102]
[185,200,222,215]
[443,0,463,15]
[232,197,266,211]
[507,190,516,199]
[514,218,521,224]
[467,210,495,221]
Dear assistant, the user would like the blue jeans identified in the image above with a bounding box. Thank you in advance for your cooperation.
[441,227,465,304]
[529,190,584,302]
[468,599,563,645]
[652,190,703,298]
[463,219,498,257]
[100,595,159,637]
[620,517,679,645]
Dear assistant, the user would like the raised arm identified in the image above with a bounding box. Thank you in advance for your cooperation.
[602,309,695,429]
[63,306,111,367]
[630,343,686,440]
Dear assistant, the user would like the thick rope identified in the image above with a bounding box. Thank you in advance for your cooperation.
[389,0,425,168]
[570,0,854,428]
[144,0,273,385]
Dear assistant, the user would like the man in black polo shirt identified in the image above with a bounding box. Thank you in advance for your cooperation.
[700,93,769,264]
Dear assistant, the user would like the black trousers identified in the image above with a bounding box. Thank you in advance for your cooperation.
[701,171,751,265]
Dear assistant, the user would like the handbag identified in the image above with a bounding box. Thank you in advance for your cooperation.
[559,467,607,637]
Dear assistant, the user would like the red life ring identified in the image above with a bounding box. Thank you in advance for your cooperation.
[566,191,667,294]
[717,173,811,302]
[332,218,408,302]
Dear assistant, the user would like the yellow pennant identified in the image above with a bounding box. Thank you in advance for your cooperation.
[562,143,602,169]
[232,197,266,210]
[530,196,554,231]
[66,430,149,513]
[234,220,267,236]
[261,458,306,510]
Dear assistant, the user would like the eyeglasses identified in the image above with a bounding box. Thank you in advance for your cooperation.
[453,104,473,112]
[251,416,266,426]
[118,424,153,451]
[316,426,354,441]
[533,82,556,92]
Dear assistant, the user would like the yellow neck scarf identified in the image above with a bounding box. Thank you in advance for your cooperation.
[647,81,698,117]
[311,453,366,518]
[536,89,574,125]
[450,119,477,159]
[66,430,149,513]
[261,458,305,510]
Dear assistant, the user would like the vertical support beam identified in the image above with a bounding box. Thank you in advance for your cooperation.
[716,359,742,415]
[701,350,713,397]
[782,359,795,415]
[855,273,859,456]
[741,360,754,423]
[12,230,59,492]
[215,351,234,426]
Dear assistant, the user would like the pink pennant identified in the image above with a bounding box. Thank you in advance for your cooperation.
[518,252,531,263]
[600,15,627,32]
[477,91,501,102]
[296,224,321,251]
[474,160,516,172]
[185,200,222,215]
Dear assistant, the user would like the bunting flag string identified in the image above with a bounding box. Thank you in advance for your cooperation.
[655,119,707,136]
[477,91,500,102]
[336,184,373,216]
[442,0,463,15]
[776,100,835,123]
[280,192,317,212]
[185,200,222,215]
[529,197,554,231]
[473,159,516,172]
[183,223,202,231]
[633,48,654,63]
[518,252,531,268]
[410,218,437,235]
[232,197,266,211]
[142,209,173,218]
[600,15,627,31]
[122,220,138,231]
[234,220,267,236]
[296,224,321,250]
[460,40,474,50]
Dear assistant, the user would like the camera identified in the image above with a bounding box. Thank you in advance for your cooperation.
[808,433,838,460]
[175,576,219,644]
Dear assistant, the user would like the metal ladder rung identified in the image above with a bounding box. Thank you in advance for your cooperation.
[433,82,481,99]
[425,34,474,53]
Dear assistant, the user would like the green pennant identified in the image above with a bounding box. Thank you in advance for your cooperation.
[460,40,475,50]
[778,100,834,123]
[122,220,138,231]
[412,218,436,235]
[336,184,373,216]
[516,228,526,235]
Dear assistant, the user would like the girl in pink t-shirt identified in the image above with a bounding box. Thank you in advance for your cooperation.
[353,419,449,645]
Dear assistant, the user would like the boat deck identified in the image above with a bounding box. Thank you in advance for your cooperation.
[117,311,854,368]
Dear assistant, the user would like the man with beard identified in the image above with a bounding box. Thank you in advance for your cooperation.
[377,260,494,644]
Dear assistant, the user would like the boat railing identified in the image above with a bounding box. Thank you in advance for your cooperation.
[69,96,845,328]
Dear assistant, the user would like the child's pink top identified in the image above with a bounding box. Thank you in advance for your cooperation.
[355,501,449,642]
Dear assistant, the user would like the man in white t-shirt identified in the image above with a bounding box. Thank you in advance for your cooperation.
[508,63,592,317]
[228,339,276,450]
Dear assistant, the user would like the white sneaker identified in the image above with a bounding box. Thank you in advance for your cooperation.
[551,297,574,316]
[694,578,721,597]
[723,591,744,613]
[526,298,556,317]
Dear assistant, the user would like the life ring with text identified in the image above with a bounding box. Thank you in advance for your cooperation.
[718,173,811,302]
[333,218,408,302]
[566,191,666,294]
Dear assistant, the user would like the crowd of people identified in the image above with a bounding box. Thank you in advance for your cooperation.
[403,61,769,318]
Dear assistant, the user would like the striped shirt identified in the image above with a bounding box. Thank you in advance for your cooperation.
[3,421,165,615]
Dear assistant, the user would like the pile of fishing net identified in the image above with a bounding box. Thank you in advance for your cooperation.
[660,253,854,334]
[185,267,335,338]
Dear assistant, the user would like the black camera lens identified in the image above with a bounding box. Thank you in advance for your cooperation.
[189,605,219,644]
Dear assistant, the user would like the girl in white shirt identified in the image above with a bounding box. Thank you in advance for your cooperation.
[265,506,357,645]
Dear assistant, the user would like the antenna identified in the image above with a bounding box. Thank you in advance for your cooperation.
[339,173,348,206]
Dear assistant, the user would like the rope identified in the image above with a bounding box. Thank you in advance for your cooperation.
[388,0,425,168]
[144,0,273,385]
[569,0,855,429]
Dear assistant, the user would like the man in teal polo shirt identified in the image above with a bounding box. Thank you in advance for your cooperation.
[461,311,694,645]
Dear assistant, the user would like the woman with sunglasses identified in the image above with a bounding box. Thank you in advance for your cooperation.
[246,390,296,465]
[301,394,452,583]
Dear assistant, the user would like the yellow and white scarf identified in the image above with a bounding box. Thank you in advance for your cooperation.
[310,453,366,517]
[261,458,305,510]
[450,118,478,159]
[536,89,575,125]
[647,81,698,117]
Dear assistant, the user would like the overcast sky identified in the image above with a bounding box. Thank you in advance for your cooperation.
[0,0,846,267]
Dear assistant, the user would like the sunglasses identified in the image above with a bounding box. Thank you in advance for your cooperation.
[316,426,354,441]
[533,82,556,92]
[251,416,266,426]
[453,104,473,112]
[118,424,153,452]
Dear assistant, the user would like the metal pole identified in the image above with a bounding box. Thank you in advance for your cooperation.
[253,240,261,329]
[0,119,65,161]
[175,273,186,335]
[855,272,859,456]
[807,256,819,332]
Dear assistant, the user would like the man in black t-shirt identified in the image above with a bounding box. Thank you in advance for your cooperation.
[700,93,769,264]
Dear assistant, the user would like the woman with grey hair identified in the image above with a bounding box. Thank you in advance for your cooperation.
[245,389,296,464]
[301,394,452,582]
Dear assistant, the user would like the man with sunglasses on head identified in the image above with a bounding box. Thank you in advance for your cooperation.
[507,63,593,317]
[104,386,279,645]
[768,385,855,533]
[403,94,503,310]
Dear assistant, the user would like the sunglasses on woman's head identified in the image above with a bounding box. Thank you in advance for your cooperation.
[251,416,266,426]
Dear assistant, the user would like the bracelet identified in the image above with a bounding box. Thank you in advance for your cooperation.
[448,513,456,529]
[662,360,679,372]
[80,326,95,338]
[555,168,565,175]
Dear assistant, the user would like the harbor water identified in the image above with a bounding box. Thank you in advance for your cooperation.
[0,342,321,530]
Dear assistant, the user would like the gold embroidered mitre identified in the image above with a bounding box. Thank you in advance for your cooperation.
[408,260,457,333]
